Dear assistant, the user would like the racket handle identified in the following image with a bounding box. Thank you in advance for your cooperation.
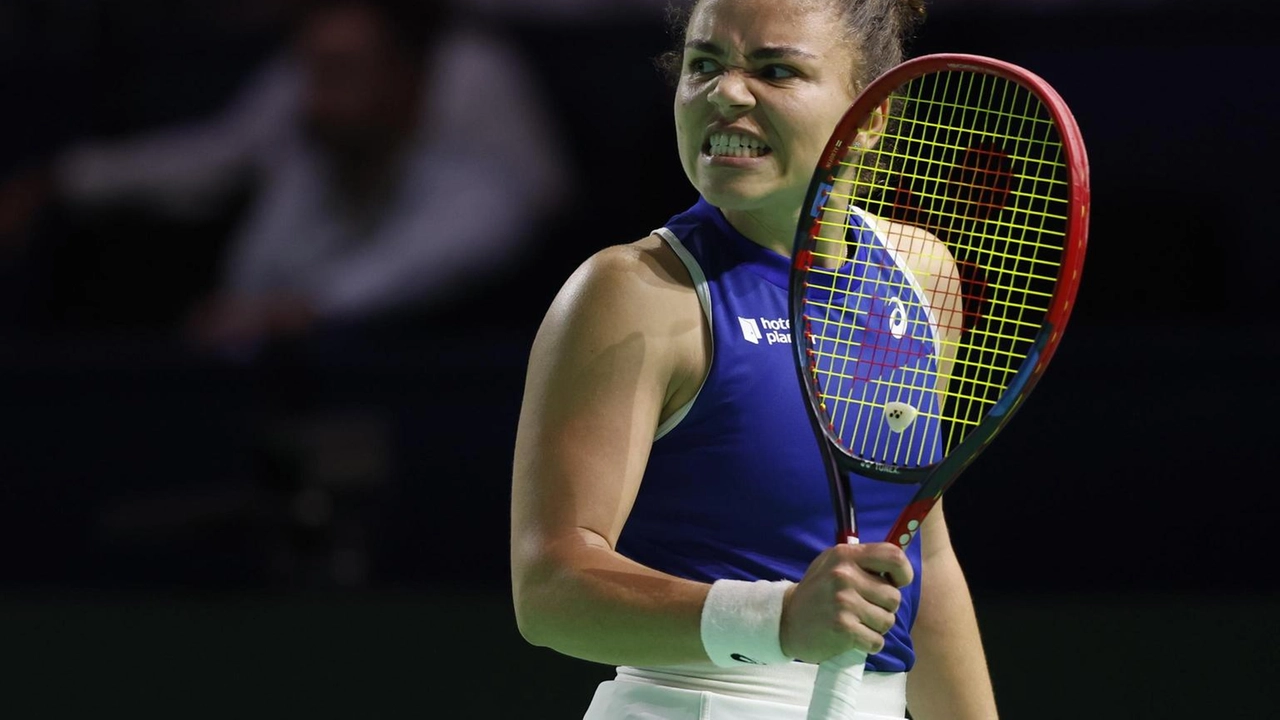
[807,532,867,720]
[807,648,869,720]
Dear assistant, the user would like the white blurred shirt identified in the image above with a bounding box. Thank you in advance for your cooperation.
[56,26,571,321]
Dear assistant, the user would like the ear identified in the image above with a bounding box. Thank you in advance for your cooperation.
[854,98,893,151]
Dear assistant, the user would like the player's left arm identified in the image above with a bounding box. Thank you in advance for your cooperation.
[905,500,999,720]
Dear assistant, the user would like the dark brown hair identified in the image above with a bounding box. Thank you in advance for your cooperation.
[655,0,926,90]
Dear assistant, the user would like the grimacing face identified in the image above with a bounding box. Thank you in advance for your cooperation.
[674,0,860,247]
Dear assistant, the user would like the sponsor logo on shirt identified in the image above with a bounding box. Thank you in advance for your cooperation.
[739,316,791,346]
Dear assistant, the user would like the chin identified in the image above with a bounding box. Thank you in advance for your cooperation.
[696,179,801,216]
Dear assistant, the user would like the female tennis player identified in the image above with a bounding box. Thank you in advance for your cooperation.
[511,1,998,718]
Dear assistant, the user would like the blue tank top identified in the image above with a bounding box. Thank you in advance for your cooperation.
[616,197,936,673]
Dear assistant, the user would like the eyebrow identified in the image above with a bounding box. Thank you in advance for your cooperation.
[684,39,819,62]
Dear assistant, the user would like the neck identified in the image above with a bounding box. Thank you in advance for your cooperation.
[721,207,799,257]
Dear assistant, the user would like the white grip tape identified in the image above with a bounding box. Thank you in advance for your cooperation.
[807,648,869,720]
[807,534,867,719]
[700,579,795,668]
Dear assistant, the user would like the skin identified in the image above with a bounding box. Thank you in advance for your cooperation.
[674,0,861,254]
[512,0,995,716]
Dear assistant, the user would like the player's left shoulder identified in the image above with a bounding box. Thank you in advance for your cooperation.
[877,218,964,341]
[878,219,958,287]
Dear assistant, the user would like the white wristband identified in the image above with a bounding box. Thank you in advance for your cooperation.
[699,579,795,668]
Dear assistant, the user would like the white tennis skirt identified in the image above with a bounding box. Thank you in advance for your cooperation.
[582,661,907,720]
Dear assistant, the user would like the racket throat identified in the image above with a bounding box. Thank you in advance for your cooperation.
[889,496,938,549]
[827,458,858,544]
[838,500,860,546]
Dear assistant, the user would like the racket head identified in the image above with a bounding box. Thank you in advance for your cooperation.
[789,53,1089,498]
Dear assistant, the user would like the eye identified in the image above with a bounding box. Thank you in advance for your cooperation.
[757,64,800,81]
[686,57,722,76]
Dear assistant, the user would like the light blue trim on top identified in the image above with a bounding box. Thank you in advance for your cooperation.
[652,227,712,441]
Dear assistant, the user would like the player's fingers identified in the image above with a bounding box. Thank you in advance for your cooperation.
[832,542,914,588]
[844,591,898,635]
[862,581,902,616]
[878,558,913,589]
[827,564,901,615]
[833,603,893,654]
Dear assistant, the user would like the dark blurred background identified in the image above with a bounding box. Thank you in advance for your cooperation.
[0,0,1276,717]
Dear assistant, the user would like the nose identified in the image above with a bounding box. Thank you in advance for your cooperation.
[707,68,755,116]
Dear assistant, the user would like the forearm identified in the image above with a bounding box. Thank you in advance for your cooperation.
[907,543,998,720]
[311,161,548,320]
[54,128,250,214]
[513,529,711,667]
[52,57,294,217]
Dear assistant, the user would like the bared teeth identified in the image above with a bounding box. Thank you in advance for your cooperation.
[707,132,770,158]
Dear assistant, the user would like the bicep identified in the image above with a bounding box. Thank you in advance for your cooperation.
[916,500,967,629]
[918,498,956,570]
[511,253,677,568]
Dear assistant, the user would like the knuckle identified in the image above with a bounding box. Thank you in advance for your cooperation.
[875,609,898,635]
[830,565,860,587]
[868,541,896,556]
[867,585,899,611]
[833,610,861,637]
[878,542,908,565]
[831,543,860,560]
[863,632,886,654]
[833,588,858,611]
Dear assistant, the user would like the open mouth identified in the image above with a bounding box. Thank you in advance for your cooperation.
[703,132,772,159]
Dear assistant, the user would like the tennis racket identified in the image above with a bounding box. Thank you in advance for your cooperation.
[788,53,1090,720]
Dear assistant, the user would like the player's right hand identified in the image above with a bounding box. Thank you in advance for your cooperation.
[778,542,913,663]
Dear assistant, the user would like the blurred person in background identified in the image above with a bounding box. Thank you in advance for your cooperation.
[465,0,669,23]
[0,0,572,588]
[0,0,570,355]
